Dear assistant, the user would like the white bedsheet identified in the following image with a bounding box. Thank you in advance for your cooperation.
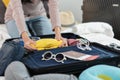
[0,24,9,80]
[74,22,114,37]
[0,24,11,48]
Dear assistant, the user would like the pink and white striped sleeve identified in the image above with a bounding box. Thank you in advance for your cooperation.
[9,0,27,35]
[48,0,61,30]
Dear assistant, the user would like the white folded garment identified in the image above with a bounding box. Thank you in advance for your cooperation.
[80,33,120,46]
[75,22,114,37]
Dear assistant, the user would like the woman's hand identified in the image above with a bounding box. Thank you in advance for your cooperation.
[21,31,37,51]
[55,33,68,47]
[54,27,68,47]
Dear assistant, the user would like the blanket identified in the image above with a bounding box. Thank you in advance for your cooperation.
[0,24,11,48]
[75,22,114,37]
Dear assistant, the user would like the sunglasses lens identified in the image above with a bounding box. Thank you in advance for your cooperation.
[44,52,52,60]
[116,46,120,48]
[109,44,115,48]
[55,54,64,61]
[115,46,120,50]
[77,43,85,50]
[42,51,66,63]
[81,44,86,48]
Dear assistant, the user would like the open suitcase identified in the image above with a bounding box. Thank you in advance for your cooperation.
[17,33,120,76]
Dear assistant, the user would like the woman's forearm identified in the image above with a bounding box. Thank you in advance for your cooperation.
[21,31,30,42]
[10,0,27,35]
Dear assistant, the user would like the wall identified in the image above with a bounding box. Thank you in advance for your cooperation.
[59,0,83,23]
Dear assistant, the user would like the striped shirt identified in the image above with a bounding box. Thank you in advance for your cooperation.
[5,0,61,34]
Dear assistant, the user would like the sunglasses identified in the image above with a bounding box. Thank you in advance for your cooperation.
[77,39,92,51]
[108,43,120,50]
[42,51,66,63]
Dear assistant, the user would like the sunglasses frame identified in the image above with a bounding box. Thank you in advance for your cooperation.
[42,51,66,63]
[77,39,92,51]
[108,43,120,50]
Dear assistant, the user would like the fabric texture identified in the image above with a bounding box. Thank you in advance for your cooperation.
[0,24,10,48]
[60,11,75,27]
[26,16,53,36]
[0,0,6,23]
[79,65,120,80]
[0,36,118,76]
[21,41,117,75]
[80,33,120,46]
[61,22,120,46]
[75,22,114,37]
[31,38,62,50]
[0,40,25,76]
[5,61,78,80]
[5,61,31,80]
[2,0,9,7]
[6,19,30,38]
[62,22,114,37]
[67,39,79,46]
[6,16,53,38]
[5,0,61,35]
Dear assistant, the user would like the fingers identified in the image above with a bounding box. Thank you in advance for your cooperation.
[31,40,36,45]
[24,40,37,51]
[62,40,68,47]
[24,44,37,51]
[59,38,68,47]
[24,43,37,51]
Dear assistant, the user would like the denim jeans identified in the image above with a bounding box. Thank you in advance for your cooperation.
[0,40,25,76]
[26,16,54,36]
[5,61,78,80]
[6,16,54,38]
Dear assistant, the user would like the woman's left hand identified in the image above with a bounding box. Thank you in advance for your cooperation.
[55,34,68,47]
[61,37,68,47]
[54,27,68,47]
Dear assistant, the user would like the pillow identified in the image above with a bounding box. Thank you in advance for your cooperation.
[0,0,6,24]
[79,65,120,80]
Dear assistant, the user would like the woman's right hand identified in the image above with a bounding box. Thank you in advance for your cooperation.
[21,31,37,51]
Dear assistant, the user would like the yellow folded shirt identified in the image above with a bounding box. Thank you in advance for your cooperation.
[31,38,63,50]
